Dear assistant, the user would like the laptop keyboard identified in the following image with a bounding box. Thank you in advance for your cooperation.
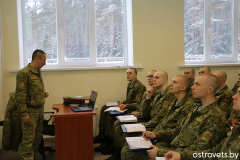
[81,107,90,110]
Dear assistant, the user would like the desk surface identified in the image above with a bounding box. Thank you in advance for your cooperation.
[51,104,96,117]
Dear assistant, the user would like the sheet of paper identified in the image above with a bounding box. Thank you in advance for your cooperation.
[156,157,166,160]
[118,115,137,121]
[124,123,146,132]
[106,102,118,107]
[126,137,152,149]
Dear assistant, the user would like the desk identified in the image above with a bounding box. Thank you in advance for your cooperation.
[51,104,96,160]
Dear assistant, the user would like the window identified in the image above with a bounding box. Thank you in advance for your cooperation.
[184,0,240,64]
[17,0,133,69]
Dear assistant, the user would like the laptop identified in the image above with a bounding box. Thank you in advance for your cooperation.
[71,90,98,112]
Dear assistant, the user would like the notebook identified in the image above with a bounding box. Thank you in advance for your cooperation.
[71,90,98,112]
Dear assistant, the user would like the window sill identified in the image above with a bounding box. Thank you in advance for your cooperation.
[9,66,143,72]
[179,63,240,68]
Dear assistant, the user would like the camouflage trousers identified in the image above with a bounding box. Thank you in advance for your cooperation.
[21,107,44,160]
[99,105,108,130]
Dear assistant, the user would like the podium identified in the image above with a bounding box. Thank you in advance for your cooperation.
[51,104,96,160]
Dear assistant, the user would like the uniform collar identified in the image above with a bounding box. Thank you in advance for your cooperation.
[27,63,41,75]
[215,85,228,95]
[128,78,139,88]
[197,101,217,114]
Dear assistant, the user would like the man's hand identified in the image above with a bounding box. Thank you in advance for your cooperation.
[147,145,158,159]
[142,131,156,140]
[45,91,49,98]
[23,115,30,123]
[146,86,155,100]
[131,111,138,117]
[165,151,181,160]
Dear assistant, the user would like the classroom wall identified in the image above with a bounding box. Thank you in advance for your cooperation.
[1,0,239,134]
[0,2,4,148]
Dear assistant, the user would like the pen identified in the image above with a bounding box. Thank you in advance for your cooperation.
[145,132,152,136]
[119,101,123,110]
[231,117,237,125]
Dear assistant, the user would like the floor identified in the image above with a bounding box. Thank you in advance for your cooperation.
[0,136,112,160]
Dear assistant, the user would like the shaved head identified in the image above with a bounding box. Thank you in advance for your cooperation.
[157,70,168,80]
[198,73,220,93]
[175,75,190,90]
[214,70,227,80]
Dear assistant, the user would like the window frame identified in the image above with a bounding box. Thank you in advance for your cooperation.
[17,0,133,69]
[185,0,239,65]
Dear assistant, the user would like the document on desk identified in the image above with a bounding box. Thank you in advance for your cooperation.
[106,102,118,107]
[104,107,128,113]
[123,123,146,132]
[156,157,166,160]
[117,115,137,122]
[126,137,152,150]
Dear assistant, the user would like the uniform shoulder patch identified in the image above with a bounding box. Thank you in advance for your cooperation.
[223,103,228,108]
[163,101,169,108]
[201,131,213,142]
[5,117,9,123]
[19,82,25,90]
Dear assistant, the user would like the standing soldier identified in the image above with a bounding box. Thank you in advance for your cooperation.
[15,49,49,160]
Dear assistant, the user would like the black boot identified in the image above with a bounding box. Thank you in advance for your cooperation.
[94,136,110,152]
[94,129,105,144]
[105,148,121,160]
[101,139,115,155]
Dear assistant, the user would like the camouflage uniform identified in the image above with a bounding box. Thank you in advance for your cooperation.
[113,92,156,149]
[155,102,229,157]
[2,92,22,152]
[106,79,146,138]
[141,86,175,126]
[214,85,232,119]
[231,81,240,95]
[121,95,195,159]
[15,64,45,160]
[115,86,175,150]
[179,124,240,160]
[227,81,240,125]
[186,78,195,97]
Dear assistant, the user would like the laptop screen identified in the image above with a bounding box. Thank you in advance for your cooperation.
[89,90,98,108]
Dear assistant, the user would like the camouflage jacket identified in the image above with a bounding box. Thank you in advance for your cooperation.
[157,102,229,157]
[215,85,233,119]
[15,64,45,117]
[135,92,147,117]
[231,81,240,95]
[125,79,146,110]
[180,124,240,160]
[2,92,22,152]
[141,86,175,126]
[228,108,240,126]
[153,95,195,142]
[185,78,195,97]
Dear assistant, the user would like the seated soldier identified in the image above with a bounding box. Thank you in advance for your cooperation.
[109,71,175,160]
[94,68,146,150]
[199,67,211,75]
[122,74,229,160]
[100,70,156,155]
[165,87,240,160]
[213,70,232,119]
[184,67,195,97]
[228,70,240,126]
[120,75,195,160]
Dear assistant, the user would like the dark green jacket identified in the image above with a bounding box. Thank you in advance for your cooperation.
[2,92,22,152]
